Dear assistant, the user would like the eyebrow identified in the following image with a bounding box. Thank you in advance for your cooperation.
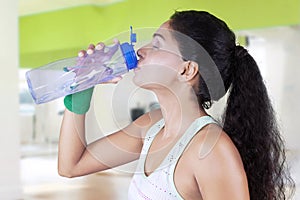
[153,33,165,40]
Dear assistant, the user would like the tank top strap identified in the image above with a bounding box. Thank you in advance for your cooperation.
[137,118,165,173]
[161,115,217,167]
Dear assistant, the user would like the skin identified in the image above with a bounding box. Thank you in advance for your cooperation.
[58,21,250,199]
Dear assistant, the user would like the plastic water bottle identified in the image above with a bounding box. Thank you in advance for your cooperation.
[26,27,138,104]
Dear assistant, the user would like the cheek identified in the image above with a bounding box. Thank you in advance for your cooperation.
[133,50,183,88]
[153,51,181,67]
[133,63,179,89]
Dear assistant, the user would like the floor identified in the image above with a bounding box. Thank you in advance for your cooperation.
[21,144,132,200]
[20,144,299,200]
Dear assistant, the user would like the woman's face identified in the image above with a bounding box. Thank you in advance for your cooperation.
[133,21,186,90]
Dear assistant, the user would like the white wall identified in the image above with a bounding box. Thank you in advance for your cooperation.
[0,0,22,199]
[89,72,157,138]
[277,27,300,151]
[243,26,300,150]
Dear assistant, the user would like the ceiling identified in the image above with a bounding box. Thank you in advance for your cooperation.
[19,0,124,16]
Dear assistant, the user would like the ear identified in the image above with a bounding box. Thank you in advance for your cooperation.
[178,61,199,82]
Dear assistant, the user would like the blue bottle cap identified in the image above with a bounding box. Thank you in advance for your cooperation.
[120,43,138,70]
[130,26,137,44]
[120,26,138,70]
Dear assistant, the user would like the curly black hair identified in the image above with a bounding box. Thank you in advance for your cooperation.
[169,10,295,200]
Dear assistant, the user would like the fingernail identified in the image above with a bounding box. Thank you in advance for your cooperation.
[87,49,94,55]
[78,50,85,57]
[96,42,104,50]
[113,38,119,44]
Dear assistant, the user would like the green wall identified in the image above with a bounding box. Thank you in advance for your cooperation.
[19,0,300,68]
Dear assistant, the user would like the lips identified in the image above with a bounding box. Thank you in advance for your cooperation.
[134,60,143,72]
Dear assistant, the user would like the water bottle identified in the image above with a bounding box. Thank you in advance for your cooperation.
[26,27,138,104]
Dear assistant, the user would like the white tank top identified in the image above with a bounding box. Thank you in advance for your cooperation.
[128,116,217,200]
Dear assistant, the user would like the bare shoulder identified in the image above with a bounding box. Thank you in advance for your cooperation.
[134,108,162,126]
[185,124,249,199]
[188,123,244,169]
[204,124,243,164]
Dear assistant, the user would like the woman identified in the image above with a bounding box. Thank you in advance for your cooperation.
[58,10,295,199]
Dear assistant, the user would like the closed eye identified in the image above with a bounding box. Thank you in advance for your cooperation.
[152,37,161,50]
[152,45,159,49]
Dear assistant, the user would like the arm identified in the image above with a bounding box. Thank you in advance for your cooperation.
[193,129,250,200]
[58,109,150,178]
[58,42,147,177]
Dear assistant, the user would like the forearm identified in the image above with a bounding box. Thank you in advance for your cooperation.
[58,109,87,176]
[57,42,127,177]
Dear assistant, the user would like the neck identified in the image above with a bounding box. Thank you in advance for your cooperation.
[153,84,207,138]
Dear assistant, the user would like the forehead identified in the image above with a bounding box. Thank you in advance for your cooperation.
[154,21,182,53]
[155,21,172,36]
[154,21,179,45]
[160,20,171,29]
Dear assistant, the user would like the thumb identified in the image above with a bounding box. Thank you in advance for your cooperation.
[103,76,123,84]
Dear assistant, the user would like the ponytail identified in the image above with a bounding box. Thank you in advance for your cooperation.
[169,10,295,199]
[223,46,295,200]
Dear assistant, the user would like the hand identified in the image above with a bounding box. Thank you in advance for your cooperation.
[64,40,122,90]
[63,40,122,115]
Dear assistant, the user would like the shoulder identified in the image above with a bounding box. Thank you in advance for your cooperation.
[184,124,249,199]
[135,108,162,124]
[187,123,244,168]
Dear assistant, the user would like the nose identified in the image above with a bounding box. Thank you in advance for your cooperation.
[137,48,145,60]
[137,43,151,60]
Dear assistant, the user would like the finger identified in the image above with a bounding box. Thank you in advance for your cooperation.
[87,44,95,55]
[105,39,120,56]
[88,44,95,49]
[103,76,123,84]
[78,50,87,58]
[110,76,123,83]
[95,42,105,51]
[113,38,119,44]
